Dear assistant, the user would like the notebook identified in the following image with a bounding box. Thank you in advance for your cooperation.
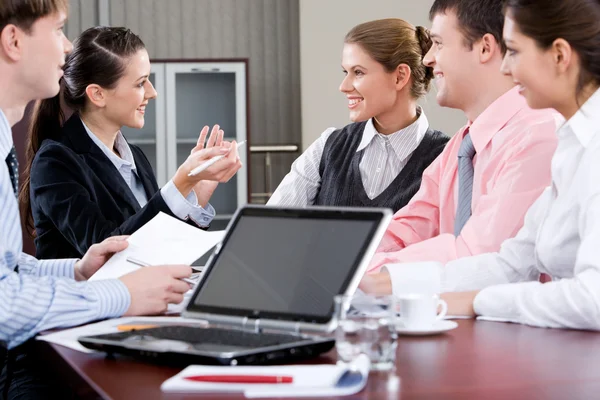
[78,205,392,366]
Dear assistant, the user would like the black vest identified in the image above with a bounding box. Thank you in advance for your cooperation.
[314,121,449,212]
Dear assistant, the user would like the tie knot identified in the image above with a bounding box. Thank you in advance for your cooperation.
[458,133,476,159]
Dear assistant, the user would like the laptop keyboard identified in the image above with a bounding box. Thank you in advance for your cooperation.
[116,325,306,348]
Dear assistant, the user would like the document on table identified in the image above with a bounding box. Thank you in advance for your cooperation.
[161,354,372,397]
[89,212,225,281]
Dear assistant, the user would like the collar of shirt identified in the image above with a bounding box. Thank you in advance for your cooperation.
[81,120,137,173]
[469,86,527,153]
[0,109,14,161]
[557,87,600,148]
[356,107,429,162]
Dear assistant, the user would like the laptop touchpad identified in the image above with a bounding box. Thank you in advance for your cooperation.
[123,336,194,352]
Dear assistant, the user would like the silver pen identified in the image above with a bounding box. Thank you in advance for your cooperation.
[126,256,196,286]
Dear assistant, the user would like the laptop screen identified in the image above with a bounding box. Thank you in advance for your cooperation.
[187,207,386,323]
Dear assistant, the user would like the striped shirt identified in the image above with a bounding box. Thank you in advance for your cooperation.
[0,109,130,349]
[268,109,429,206]
[82,121,215,226]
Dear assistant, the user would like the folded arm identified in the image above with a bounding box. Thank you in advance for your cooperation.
[473,193,600,329]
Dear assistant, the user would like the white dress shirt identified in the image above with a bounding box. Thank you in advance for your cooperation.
[267,109,429,206]
[82,122,215,226]
[387,88,600,330]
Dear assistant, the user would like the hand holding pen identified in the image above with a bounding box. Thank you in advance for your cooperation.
[172,124,243,197]
[118,264,193,316]
[127,256,198,286]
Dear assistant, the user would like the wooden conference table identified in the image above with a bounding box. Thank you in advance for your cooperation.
[36,319,600,400]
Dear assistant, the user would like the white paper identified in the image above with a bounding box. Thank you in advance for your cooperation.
[89,212,224,281]
[161,354,371,398]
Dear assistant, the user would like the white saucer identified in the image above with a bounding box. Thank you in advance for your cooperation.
[395,320,458,336]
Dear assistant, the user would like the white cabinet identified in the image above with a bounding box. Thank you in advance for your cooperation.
[121,61,249,230]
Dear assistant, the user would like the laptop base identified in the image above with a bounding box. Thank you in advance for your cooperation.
[79,325,335,366]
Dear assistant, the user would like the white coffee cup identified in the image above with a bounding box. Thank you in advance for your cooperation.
[396,293,447,329]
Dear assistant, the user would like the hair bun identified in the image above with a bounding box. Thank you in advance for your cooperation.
[415,26,434,85]
[415,26,433,57]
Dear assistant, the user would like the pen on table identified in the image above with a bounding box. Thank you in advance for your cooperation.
[126,257,196,286]
[188,140,246,177]
[117,324,158,331]
[183,375,294,384]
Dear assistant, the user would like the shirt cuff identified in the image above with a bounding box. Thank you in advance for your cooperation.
[86,279,131,320]
[160,180,216,227]
[383,261,443,297]
[473,282,539,323]
[24,256,77,279]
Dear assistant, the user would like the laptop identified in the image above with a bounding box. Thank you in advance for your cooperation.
[79,205,392,366]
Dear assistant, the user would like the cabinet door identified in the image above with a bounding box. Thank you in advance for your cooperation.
[120,63,168,186]
[165,62,248,225]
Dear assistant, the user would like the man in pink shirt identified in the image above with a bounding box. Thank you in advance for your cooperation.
[360,0,559,295]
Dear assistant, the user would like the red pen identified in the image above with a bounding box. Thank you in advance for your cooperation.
[184,375,293,384]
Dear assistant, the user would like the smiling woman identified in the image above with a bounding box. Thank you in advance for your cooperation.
[268,18,449,211]
[500,0,600,118]
[19,26,242,260]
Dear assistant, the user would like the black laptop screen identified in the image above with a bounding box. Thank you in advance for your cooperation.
[188,208,383,323]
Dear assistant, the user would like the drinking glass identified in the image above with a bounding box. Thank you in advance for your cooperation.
[334,294,397,371]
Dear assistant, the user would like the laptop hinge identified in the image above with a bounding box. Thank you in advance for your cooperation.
[239,317,302,334]
[240,316,261,333]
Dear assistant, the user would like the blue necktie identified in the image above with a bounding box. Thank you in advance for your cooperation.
[454,132,476,236]
[5,146,18,198]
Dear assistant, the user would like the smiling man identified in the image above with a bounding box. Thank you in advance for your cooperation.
[360,0,560,297]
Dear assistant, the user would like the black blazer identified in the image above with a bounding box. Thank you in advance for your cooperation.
[30,114,194,259]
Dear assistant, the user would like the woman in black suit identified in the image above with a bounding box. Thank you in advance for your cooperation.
[20,26,242,260]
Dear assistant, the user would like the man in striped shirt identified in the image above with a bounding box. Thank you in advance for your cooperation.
[0,1,192,397]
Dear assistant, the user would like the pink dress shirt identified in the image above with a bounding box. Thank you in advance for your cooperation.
[368,87,560,272]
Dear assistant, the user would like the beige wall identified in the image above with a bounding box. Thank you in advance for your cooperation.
[299,0,465,149]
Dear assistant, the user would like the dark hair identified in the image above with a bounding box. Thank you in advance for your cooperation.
[429,0,507,54]
[505,0,600,97]
[344,18,434,99]
[0,0,68,33]
[19,26,145,236]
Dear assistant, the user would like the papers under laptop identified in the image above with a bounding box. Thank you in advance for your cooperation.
[89,212,224,281]
[79,206,392,366]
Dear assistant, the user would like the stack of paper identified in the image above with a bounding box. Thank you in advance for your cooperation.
[89,212,225,281]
